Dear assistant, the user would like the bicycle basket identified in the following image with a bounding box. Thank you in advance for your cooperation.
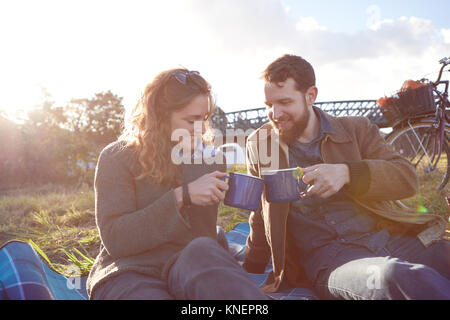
[397,83,436,117]
[377,83,436,124]
[377,96,403,124]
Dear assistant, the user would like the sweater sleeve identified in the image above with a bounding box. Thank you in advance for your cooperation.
[348,118,418,200]
[242,138,271,273]
[94,146,191,259]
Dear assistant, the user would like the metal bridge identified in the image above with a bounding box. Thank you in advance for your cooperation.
[210,100,388,135]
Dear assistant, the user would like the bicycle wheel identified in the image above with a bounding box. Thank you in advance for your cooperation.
[385,121,449,213]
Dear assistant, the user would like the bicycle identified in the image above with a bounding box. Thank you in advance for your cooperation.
[380,57,450,213]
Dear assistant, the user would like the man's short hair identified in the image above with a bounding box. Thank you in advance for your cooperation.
[262,54,315,93]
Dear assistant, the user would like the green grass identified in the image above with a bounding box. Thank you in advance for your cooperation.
[217,164,251,231]
[0,183,98,276]
[400,155,449,215]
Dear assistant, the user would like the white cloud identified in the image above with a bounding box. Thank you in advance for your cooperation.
[368,18,394,31]
[441,29,450,44]
[187,2,449,103]
[296,17,327,32]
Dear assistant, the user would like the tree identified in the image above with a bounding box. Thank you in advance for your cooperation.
[62,91,125,186]
[65,91,125,144]
[26,87,66,129]
[0,115,26,189]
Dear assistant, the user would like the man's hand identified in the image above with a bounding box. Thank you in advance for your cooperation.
[301,164,350,199]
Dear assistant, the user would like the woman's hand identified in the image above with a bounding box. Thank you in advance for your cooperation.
[187,171,229,206]
[301,164,350,199]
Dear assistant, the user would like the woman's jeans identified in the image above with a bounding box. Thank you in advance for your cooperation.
[92,236,268,300]
[314,236,450,300]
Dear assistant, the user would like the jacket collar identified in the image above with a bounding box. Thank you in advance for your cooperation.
[258,107,353,162]
[319,109,353,144]
[259,108,353,143]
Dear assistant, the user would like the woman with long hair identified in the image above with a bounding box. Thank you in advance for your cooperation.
[86,68,267,300]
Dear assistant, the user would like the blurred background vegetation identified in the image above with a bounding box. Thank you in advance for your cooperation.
[0,89,125,191]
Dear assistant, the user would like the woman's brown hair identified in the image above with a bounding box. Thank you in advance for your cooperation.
[120,68,216,187]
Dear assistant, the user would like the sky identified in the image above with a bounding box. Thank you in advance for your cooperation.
[0,0,449,119]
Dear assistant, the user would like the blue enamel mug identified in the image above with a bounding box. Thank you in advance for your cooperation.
[262,167,308,203]
[222,172,264,211]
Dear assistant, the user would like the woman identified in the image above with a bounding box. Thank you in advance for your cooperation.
[86,68,267,300]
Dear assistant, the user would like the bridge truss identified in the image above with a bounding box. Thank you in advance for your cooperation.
[211,100,388,135]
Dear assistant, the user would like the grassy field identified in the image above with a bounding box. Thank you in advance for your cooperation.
[0,163,448,277]
[399,148,449,214]
[0,183,99,275]
[0,165,249,276]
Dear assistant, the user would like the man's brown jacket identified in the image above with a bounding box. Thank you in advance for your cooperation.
[243,113,447,293]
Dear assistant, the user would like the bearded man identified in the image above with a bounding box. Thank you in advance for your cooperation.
[243,54,450,300]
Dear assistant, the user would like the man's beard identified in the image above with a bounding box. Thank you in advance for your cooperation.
[270,110,310,145]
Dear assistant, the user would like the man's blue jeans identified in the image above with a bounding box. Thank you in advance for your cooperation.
[314,235,450,300]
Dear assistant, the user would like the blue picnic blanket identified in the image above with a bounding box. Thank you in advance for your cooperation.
[0,222,317,300]
[0,240,88,300]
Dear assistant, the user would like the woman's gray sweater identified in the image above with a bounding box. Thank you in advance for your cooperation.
[86,140,226,298]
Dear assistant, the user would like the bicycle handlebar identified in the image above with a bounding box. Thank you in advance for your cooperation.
[435,57,449,84]
[439,57,449,65]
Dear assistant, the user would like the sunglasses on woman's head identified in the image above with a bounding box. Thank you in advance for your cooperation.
[172,70,201,85]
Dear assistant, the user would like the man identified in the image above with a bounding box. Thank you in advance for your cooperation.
[243,54,450,299]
